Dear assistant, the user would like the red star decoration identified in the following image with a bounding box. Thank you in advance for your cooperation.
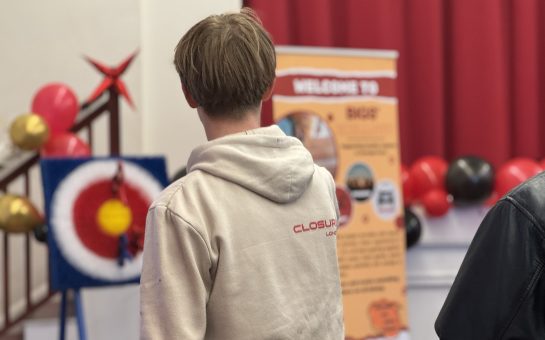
[85,51,138,109]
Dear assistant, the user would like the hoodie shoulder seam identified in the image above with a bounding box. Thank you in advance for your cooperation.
[149,203,212,266]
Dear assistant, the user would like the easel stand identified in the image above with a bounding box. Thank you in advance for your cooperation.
[59,289,87,340]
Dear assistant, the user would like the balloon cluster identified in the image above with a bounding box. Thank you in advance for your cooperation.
[1,83,93,237]
[402,156,451,217]
[402,155,545,248]
[8,83,91,157]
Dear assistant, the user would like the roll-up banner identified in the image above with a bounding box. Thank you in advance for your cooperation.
[273,46,409,339]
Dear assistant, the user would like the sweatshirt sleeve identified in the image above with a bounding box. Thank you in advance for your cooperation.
[435,199,545,339]
[140,205,212,340]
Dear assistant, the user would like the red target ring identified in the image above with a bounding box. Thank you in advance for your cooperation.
[73,180,149,259]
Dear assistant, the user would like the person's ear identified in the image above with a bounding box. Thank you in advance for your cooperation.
[181,83,199,108]
[262,78,276,101]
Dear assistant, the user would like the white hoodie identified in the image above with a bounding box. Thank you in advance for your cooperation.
[140,125,344,340]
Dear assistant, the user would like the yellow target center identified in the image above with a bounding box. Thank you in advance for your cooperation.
[96,199,132,237]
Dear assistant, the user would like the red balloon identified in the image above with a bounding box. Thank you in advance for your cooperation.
[495,158,542,198]
[401,164,415,205]
[41,133,91,157]
[421,189,451,217]
[409,156,448,199]
[484,191,499,207]
[32,83,79,134]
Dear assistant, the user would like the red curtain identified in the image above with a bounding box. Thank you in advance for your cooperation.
[246,0,545,167]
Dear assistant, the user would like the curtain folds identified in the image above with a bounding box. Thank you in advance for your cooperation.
[246,0,545,167]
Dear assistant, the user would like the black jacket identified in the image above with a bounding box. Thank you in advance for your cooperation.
[435,173,545,339]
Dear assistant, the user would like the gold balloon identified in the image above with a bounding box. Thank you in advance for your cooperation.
[0,194,43,233]
[9,113,50,151]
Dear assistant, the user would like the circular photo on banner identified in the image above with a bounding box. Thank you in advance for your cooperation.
[277,111,337,176]
[372,180,401,221]
[346,163,374,202]
[335,186,353,227]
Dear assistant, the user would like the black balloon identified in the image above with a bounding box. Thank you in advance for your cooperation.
[405,207,422,249]
[170,166,187,184]
[445,156,494,204]
[33,224,48,244]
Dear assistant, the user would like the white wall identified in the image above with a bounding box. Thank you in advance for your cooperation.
[0,0,142,156]
[140,0,242,176]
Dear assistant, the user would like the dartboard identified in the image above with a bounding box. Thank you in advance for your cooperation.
[41,157,168,290]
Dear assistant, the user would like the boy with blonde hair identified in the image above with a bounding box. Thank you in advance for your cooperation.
[140,8,344,339]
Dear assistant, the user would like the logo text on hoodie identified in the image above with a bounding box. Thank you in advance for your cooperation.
[293,219,337,237]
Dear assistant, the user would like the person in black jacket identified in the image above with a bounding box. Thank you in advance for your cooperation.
[435,173,545,339]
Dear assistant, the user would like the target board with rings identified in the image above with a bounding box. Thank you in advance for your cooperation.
[41,157,168,290]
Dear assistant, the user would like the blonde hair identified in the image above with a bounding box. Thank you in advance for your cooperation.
[174,8,276,118]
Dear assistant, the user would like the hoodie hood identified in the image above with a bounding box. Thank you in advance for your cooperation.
[187,125,315,203]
